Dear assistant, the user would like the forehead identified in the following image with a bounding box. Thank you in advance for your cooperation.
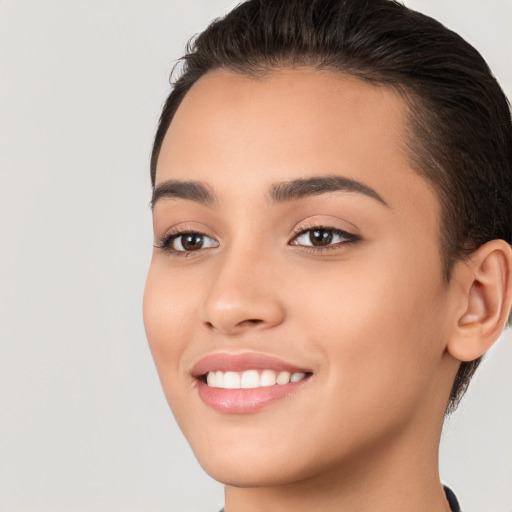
[156,67,439,223]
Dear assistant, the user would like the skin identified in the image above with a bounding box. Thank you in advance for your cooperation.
[143,68,512,512]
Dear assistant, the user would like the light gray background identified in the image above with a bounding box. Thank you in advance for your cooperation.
[0,1,511,511]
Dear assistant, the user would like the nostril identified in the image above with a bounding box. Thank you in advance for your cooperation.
[240,319,263,327]
[203,318,264,334]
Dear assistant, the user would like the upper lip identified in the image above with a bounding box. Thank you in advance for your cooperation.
[191,352,312,377]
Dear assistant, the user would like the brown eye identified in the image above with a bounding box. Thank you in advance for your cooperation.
[291,227,358,250]
[309,229,334,246]
[163,232,219,253]
[177,233,205,251]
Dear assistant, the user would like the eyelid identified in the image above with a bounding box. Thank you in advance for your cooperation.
[291,219,359,238]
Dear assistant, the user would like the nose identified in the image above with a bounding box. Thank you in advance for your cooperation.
[200,246,286,336]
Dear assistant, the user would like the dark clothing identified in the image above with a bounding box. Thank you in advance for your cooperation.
[218,486,461,512]
[444,486,461,512]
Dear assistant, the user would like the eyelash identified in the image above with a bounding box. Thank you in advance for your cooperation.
[154,225,361,257]
[291,224,361,253]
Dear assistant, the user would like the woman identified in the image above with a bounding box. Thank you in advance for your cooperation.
[143,1,512,510]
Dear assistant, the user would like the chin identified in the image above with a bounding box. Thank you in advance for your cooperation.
[183,420,364,490]
[181,420,319,487]
[196,450,314,488]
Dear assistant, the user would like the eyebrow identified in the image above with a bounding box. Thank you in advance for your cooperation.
[268,175,389,207]
[151,174,389,209]
[150,180,216,209]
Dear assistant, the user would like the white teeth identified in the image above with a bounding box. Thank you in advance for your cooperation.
[206,372,216,387]
[223,371,241,389]
[260,369,277,387]
[241,370,260,389]
[215,370,224,388]
[276,371,291,385]
[204,369,308,389]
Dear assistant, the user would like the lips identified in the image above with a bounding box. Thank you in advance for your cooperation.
[192,352,312,413]
[192,352,310,376]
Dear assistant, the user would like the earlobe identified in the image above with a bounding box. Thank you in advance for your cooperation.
[447,240,512,362]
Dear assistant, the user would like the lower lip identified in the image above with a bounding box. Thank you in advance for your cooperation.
[196,378,310,414]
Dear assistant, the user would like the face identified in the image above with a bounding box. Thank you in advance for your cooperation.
[143,68,459,487]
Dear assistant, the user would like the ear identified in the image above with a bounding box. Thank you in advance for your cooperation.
[447,240,512,362]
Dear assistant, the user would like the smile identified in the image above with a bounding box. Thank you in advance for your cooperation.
[206,369,307,389]
[192,353,313,413]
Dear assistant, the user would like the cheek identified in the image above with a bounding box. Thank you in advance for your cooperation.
[142,260,197,400]
[292,249,447,417]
